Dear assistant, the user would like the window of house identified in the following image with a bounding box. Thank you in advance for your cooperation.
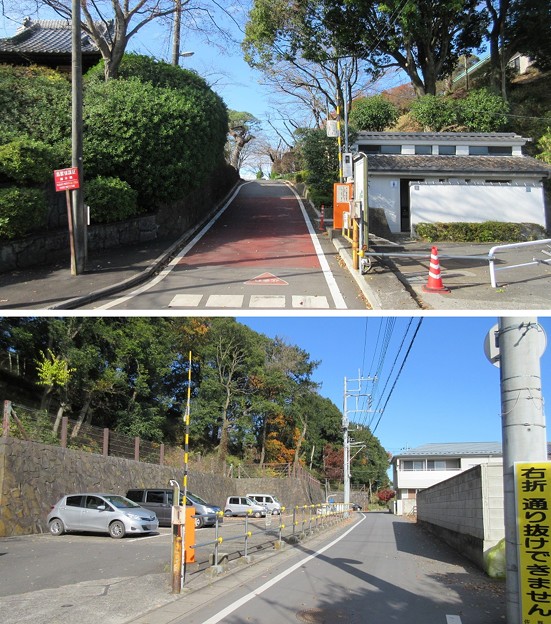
[415,145,432,155]
[426,459,461,470]
[438,145,456,155]
[402,460,425,470]
[360,145,401,154]
[469,145,513,155]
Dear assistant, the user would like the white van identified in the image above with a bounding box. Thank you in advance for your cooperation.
[224,496,267,517]
[247,493,282,515]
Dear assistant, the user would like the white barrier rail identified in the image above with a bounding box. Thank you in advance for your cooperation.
[488,239,551,288]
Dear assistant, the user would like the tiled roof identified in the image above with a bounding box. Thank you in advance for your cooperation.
[356,131,527,144]
[393,442,503,459]
[0,18,102,54]
[367,154,551,177]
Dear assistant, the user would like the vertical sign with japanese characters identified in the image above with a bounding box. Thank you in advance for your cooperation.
[515,462,551,623]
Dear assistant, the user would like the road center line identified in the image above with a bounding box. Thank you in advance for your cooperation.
[200,514,366,624]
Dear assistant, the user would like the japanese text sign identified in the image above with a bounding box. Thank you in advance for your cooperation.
[515,461,551,623]
[54,167,80,192]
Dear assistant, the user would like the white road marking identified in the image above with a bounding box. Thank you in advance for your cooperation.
[446,616,462,624]
[285,182,347,310]
[292,295,330,309]
[249,295,286,308]
[200,515,366,624]
[206,295,244,308]
[168,294,204,307]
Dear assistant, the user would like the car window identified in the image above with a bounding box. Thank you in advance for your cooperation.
[103,495,140,509]
[229,497,239,505]
[86,495,105,509]
[188,492,208,505]
[145,491,165,504]
[66,495,84,507]
[126,490,143,502]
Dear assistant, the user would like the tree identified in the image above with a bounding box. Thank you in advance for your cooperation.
[295,127,339,205]
[410,89,509,131]
[243,0,375,125]
[25,0,237,80]
[536,129,551,164]
[349,95,399,131]
[322,0,487,96]
[506,0,551,73]
[227,111,261,171]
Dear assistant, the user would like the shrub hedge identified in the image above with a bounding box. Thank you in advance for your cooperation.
[84,176,141,223]
[0,187,48,239]
[414,221,546,243]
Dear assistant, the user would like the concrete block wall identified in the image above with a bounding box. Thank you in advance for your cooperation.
[416,464,504,571]
[0,437,324,537]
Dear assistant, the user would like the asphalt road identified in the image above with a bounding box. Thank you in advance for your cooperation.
[84,180,368,311]
[1,512,505,624]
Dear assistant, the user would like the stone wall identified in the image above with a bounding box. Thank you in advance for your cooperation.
[0,437,324,537]
[0,165,240,273]
[416,464,504,571]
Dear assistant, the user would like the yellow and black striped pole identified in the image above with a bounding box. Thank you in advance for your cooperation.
[182,350,192,508]
[336,102,343,182]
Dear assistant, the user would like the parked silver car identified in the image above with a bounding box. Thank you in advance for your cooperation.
[47,493,159,539]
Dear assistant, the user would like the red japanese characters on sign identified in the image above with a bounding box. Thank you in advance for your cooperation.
[54,167,80,192]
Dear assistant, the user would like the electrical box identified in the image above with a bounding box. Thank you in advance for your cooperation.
[333,183,354,229]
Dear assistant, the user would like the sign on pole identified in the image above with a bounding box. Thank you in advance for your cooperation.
[54,167,80,192]
[515,461,551,622]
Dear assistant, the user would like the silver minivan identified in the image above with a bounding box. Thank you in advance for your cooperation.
[224,496,267,517]
[247,493,282,515]
[47,493,159,539]
[126,488,220,528]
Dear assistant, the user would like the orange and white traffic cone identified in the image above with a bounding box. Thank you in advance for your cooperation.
[422,246,450,293]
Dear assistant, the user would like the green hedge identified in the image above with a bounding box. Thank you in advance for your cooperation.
[0,138,64,184]
[84,176,141,223]
[0,187,48,239]
[414,221,546,243]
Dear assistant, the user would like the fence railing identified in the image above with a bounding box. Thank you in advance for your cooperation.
[186,503,356,586]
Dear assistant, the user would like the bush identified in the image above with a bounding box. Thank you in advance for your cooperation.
[0,187,48,239]
[84,176,140,223]
[0,138,64,184]
[413,221,546,243]
[409,95,458,131]
[349,95,399,131]
[84,72,228,206]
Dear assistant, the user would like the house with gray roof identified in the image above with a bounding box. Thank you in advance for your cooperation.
[0,18,105,71]
[390,442,504,515]
[352,132,551,234]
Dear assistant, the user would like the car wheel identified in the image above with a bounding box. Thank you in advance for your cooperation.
[49,518,65,536]
[224,509,232,517]
[109,520,126,539]
[254,511,262,518]
[194,516,203,529]
[272,510,279,515]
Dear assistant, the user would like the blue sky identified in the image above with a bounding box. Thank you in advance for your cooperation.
[237,315,551,457]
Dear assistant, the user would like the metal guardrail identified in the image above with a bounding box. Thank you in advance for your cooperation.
[187,503,356,582]
[358,238,551,289]
[488,239,551,288]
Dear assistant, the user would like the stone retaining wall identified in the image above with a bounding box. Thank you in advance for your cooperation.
[0,437,324,537]
[0,165,240,273]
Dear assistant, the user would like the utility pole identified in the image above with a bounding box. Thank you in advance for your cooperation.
[71,0,86,274]
[171,0,182,65]
[486,317,547,624]
[343,373,377,512]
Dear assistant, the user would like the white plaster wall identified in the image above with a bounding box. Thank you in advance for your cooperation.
[410,182,545,228]
[368,177,401,233]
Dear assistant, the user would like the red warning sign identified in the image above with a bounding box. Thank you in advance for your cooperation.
[244,272,289,286]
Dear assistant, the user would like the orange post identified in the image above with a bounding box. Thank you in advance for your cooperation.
[184,506,196,563]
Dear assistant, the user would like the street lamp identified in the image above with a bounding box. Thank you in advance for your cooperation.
[180,51,194,58]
